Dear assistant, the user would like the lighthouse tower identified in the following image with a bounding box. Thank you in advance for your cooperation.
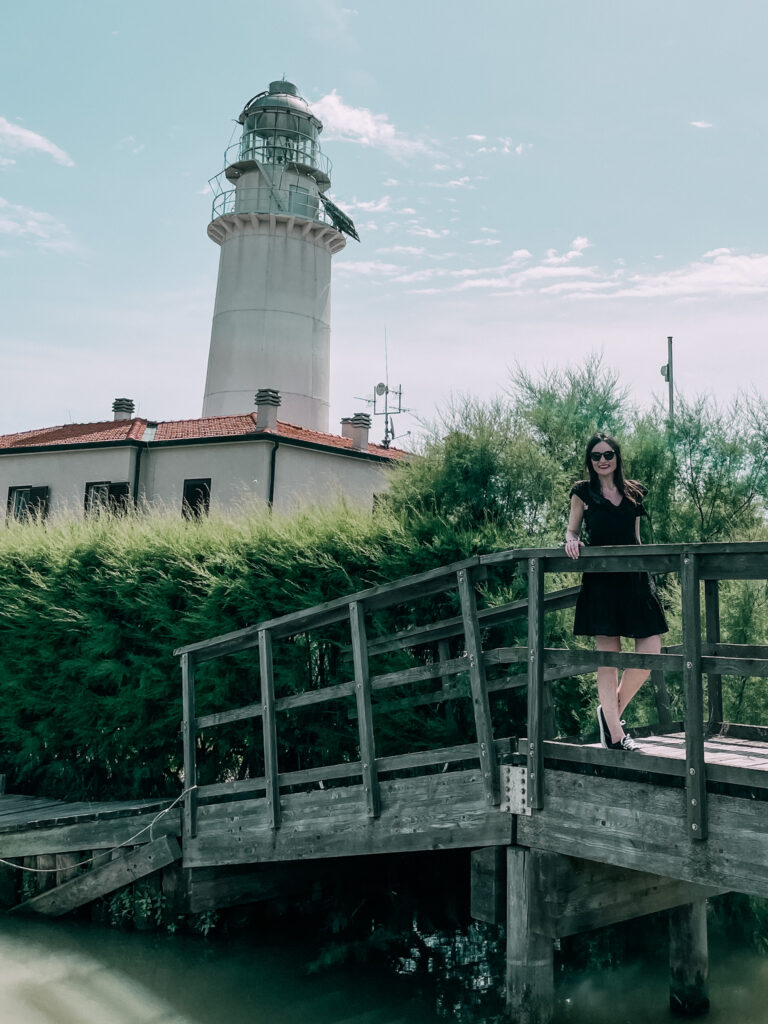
[202,80,358,430]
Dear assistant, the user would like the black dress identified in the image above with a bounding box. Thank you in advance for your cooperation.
[570,480,668,638]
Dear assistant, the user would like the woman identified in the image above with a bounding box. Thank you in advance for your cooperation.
[565,432,668,751]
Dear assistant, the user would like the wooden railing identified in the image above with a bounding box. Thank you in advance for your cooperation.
[176,542,768,847]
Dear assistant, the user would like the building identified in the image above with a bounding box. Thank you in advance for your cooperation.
[2,81,405,520]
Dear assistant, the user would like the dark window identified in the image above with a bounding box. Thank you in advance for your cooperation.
[84,481,131,516]
[182,478,211,519]
[7,485,49,521]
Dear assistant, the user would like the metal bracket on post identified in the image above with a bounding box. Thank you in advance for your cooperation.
[500,765,532,815]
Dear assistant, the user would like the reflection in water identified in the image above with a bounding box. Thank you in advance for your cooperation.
[3,915,768,1024]
[0,917,435,1024]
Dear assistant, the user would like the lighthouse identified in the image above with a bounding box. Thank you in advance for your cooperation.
[202,80,358,430]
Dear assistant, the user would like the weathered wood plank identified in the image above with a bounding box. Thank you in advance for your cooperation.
[515,768,768,897]
[174,557,483,657]
[12,836,181,917]
[527,558,545,810]
[537,737,768,790]
[365,585,581,658]
[681,552,707,840]
[534,854,727,938]
[196,700,263,730]
[669,901,709,1015]
[0,809,181,859]
[506,847,554,1024]
[704,580,723,731]
[259,628,280,830]
[349,601,380,818]
[457,567,499,806]
[470,846,506,925]
[651,669,674,728]
[185,769,512,867]
[698,552,768,580]
[181,653,198,840]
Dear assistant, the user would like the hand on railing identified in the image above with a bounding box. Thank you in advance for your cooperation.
[564,538,584,560]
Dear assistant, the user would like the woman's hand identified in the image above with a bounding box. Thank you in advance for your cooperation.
[565,538,584,560]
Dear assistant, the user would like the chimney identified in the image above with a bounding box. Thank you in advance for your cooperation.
[112,398,135,421]
[255,388,281,432]
[341,412,372,452]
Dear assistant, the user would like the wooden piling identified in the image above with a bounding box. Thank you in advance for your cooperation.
[669,900,709,1016]
[505,846,554,1024]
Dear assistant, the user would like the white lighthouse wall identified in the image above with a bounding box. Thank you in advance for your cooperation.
[0,447,137,517]
[202,223,332,430]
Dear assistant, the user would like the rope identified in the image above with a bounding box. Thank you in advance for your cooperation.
[0,786,197,875]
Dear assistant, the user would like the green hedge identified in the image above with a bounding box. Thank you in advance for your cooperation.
[0,506,494,801]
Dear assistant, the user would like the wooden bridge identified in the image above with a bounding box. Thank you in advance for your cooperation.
[5,541,768,1023]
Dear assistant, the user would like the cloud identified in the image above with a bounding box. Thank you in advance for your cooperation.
[377,245,426,255]
[0,116,74,167]
[474,137,532,156]
[407,226,450,239]
[470,238,502,246]
[341,195,391,213]
[336,259,401,276]
[689,121,713,129]
[312,91,431,158]
[0,197,77,252]
[0,157,16,168]
[467,134,486,142]
[480,228,499,234]
[427,175,476,189]
[383,177,399,186]
[117,135,145,156]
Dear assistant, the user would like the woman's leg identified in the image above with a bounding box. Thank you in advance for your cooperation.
[596,635,622,743]
[617,634,661,715]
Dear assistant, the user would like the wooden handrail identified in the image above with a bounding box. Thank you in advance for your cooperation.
[177,541,768,845]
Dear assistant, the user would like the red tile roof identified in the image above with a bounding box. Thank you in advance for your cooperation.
[0,419,146,449]
[0,413,407,460]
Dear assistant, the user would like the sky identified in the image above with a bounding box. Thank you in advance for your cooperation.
[1,0,767,446]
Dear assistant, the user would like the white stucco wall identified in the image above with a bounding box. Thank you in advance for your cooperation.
[271,443,393,512]
[0,439,398,519]
[140,441,273,514]
[0,447,137,517]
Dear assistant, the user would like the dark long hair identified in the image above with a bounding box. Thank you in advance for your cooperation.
[583,432,643,504]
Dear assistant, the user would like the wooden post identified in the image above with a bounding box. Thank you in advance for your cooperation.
[704,579,723,731]
[506,847,554,1024]
[527,557,545,810]
[470,847,506,924]
[258,628,281,829]
[651,669,674,728]
[349,602,381,818]
[181,652,198,840]
[681,551,707,840]
[457,567,499,806]
[669,900,709,1016]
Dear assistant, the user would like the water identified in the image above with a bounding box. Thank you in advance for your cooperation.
[0,917,436,1024]
[2,916,768,1024]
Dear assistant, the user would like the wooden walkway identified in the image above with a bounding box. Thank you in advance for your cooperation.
[6,541,768,1021]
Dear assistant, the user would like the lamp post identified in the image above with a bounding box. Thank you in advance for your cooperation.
[660,335,674,427]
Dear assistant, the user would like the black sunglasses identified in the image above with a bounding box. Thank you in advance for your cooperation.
[590,450,616,462]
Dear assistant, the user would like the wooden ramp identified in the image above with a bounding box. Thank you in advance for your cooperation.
[0,793,182,916]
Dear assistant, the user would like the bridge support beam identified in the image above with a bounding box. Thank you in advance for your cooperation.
[669,900,709,1016]
[505,847,553,1024]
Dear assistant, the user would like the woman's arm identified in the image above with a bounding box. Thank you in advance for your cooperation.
[565,493,585,559]
[635,516,642,544]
